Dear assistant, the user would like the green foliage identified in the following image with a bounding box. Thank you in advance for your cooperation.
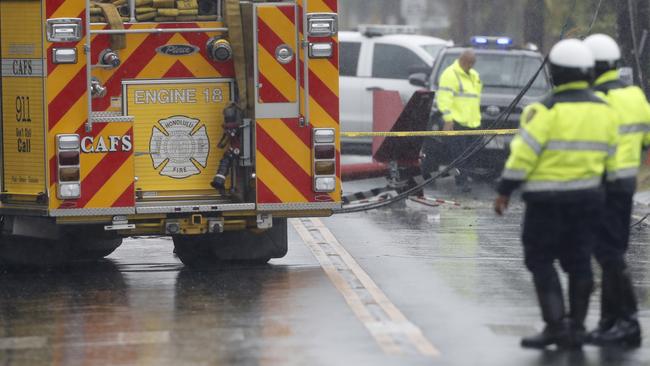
[544,0,617,40]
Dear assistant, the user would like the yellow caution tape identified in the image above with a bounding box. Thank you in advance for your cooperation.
[341,129,519,138]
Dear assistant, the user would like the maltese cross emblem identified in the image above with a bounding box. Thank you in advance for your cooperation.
[150,115,210,179]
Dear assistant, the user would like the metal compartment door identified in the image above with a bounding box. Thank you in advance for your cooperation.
[0,0,47,200]
[253,2,300,119]
[123,78,233,202]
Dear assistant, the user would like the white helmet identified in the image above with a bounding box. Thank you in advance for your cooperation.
[583,34,621,66]
[549,39,595,72]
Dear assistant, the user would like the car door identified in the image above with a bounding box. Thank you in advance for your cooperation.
[339,40,365,134]
[360,43,430,132]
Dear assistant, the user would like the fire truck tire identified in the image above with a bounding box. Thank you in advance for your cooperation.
[173,236,219,268]
[173,218,288,267]
[0,236,71,267]
[64,227,123,262]
[69,238,123,261]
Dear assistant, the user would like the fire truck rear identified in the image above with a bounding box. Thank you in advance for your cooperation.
[0,0,341,266]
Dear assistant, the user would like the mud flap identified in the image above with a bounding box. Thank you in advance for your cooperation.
[173,218,288,266]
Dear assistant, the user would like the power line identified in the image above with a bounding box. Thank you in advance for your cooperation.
[336,0,589,214]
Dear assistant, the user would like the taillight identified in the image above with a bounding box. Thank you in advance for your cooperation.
[315,161,335,175]
[59,167,80,181]
[314,145,335,160]
[313,128,336,193]
[56,134,81,199]
[58,151,80,166]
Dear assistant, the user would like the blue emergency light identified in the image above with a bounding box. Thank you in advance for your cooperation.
[471,36,513,49]
[471,36,489,46]
[496,37,513,46]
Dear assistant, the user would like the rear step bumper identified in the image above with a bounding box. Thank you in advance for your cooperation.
[135,201,255,214]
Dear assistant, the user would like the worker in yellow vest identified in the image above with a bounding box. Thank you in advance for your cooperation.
[494,39,620,349]
[436,49,482,192]
[583,34,648,348]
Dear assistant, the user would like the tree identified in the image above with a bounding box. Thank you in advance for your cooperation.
[615,0,650,93]
[524,0,546,49]
[448,0,470,42]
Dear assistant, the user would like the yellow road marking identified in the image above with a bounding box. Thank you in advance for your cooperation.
[291,218,440,358]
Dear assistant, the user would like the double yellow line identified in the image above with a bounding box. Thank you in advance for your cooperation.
[341,129,519,138]
[292,218,440,357]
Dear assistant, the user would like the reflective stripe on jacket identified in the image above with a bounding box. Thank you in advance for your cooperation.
[436,60,482,128]
[594,70,650,193]
[498,81,620,202]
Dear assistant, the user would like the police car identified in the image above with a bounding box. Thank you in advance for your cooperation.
[415,36,553,177]
[339,25,452,150]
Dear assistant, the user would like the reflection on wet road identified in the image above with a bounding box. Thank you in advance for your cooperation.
[1,177,650,365]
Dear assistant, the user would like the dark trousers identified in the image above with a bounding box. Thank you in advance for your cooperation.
[594,191,638,320]
[523,200,601,293]
[594,192,633,270]
[449,123,479,186]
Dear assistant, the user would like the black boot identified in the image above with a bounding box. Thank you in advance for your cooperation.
[591,269,642,348]
[521,273,567,349]
[586,270,617,343]
[563,275,593,349]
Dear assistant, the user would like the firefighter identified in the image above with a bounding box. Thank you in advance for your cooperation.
[435,49,482,192]
[583,33,648,348]
[493,39,620,349]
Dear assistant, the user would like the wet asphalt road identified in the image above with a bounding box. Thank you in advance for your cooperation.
[1,172,650,365]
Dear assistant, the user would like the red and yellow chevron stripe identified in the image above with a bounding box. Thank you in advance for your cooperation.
[256,4,298,104]
[91,23,234,111]
[256,118,329,203]
[256,0,340,206]
[45,0,89,211]
[48,18,231,211]
[57,122,135,210]
[44,0,340,212]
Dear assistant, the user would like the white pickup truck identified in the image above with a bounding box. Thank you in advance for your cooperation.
[339,25,451,151]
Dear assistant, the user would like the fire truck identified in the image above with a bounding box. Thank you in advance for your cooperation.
[0,0,341,266]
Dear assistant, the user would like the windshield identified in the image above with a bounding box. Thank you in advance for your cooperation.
[421,44,445,59]
[434,52,550,94]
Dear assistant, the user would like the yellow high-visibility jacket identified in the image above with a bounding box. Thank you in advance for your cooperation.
[436,60,482,128]
[595,70,650,193]
[497,81,620,202]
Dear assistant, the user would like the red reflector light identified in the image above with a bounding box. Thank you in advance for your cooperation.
[59,151,79,166]
[314,145,335,160]
[315,161,336,175]
[59,167,80,182]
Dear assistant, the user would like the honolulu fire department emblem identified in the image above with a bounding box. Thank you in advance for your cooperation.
[150,115,210,179]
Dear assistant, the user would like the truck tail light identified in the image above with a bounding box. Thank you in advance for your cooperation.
[59,167,80,182]
[312,128,336,193]
[314,177,336,192]
[56,134,81,199]
[314,145,335,160]
[58,151,80,165]
[315,161,335,175]
[58,183,81,199]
